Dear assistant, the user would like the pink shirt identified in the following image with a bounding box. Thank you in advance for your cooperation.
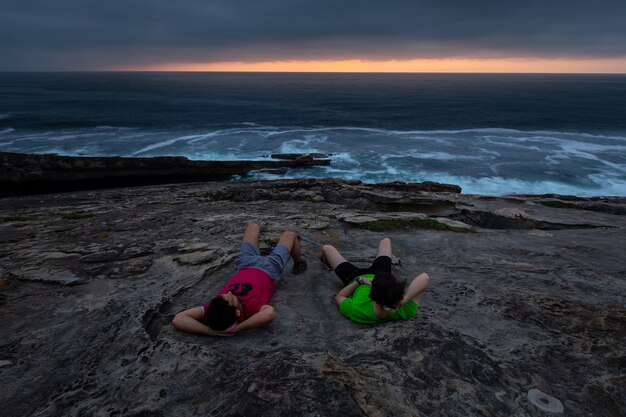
[202,268,276,323]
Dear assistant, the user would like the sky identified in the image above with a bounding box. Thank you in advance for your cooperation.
[1,0,626,72]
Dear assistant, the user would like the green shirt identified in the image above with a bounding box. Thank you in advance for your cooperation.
[339,275,419,324]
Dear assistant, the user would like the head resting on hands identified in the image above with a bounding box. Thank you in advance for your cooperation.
[206,295,238,331]
[369,272,405,310]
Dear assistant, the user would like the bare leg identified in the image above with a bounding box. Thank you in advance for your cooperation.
[279,231,307,274]
[376,237,392,258]
[243,223,260,246]
[321,244,348,271]
[278,231,302,263]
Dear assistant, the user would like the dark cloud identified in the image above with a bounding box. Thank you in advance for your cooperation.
[1,0,625,69]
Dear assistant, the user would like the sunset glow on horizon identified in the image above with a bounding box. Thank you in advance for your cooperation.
[123,58,626,73]
[3,0,626,72]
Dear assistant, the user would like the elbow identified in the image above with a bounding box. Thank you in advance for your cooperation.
[334,295,342,307]
[171,313,183,329]
[268,307,277,321]
[264,306,277,322]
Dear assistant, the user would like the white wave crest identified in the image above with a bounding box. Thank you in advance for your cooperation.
[275,137,328,154]
[330,152,359,164]
[132,133,218,155]
[247,125,626,140]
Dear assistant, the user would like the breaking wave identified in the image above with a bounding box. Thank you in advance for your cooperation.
[1,125,625,196]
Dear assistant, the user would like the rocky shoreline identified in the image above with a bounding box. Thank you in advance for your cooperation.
[0,178,625,416]
[0,151,331,196]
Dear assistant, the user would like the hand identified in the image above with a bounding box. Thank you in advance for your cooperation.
[357,277,373,286]
[206,326,236,337]
[214,331,235,337]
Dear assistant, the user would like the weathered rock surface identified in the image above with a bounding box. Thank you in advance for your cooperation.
[0,179,625,417]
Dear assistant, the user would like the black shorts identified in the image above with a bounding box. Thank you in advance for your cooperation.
[334,256,392,286]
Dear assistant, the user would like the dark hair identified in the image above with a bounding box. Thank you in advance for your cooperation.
[369,272,405,309]
[206,296,237,330]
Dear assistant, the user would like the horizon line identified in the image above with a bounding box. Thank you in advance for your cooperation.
[2,70,626,75]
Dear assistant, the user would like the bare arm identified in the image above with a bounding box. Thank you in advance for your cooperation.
[334,280,360,306]
[171,307,233,337]
[232,305,276,333]
[401,273,430,305]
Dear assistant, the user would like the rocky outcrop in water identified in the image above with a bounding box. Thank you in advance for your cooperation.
[0,151,331,196]
[0,179,624,416]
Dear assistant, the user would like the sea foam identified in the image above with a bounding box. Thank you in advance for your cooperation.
[2,124,625,196]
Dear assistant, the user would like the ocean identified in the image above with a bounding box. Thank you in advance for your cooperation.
[1,72,625,196]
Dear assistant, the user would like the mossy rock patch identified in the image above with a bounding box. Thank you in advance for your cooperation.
[337,212,473,233]
[539,200,580,210]
[359,218,472,233]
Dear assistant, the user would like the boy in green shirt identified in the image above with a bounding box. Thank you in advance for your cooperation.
[321,238,429,324]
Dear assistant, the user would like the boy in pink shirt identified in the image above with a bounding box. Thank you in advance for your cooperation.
[172,223,307,336]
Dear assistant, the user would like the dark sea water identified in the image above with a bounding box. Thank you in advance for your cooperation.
[1,72,625,196]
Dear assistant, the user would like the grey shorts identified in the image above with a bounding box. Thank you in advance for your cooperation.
[235,242,290,283]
